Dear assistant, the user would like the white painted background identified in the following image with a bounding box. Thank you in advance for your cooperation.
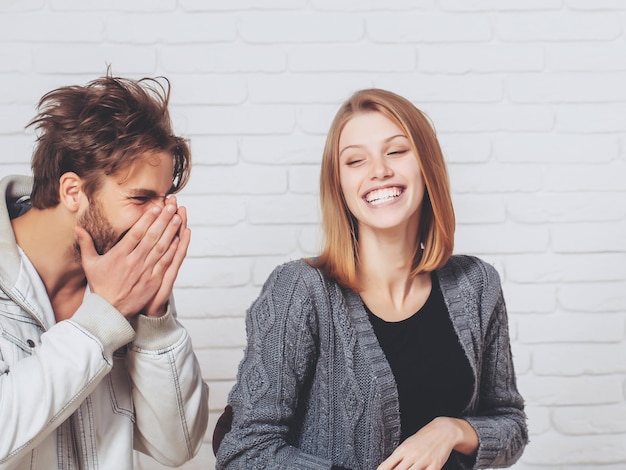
[1,1,625,468]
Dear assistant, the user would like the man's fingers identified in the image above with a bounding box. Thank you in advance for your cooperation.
[74,226,97,262]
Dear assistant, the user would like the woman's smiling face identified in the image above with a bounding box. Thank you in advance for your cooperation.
[338,111,425,236]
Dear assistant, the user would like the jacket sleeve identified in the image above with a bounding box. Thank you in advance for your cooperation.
[0,294,135,467]
[463,262,528,469]
[125,296,209,467]
[216,263,333,469]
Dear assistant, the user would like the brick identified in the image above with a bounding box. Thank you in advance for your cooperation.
[196,348,244,381]
[161,44,286,73]
[189,225,301,256]
[506,253,626,283]
[524,405,551,435]
[448,163,542,193]
[425,103,554,132]
[508,73,626,103]
[207,380,236,411]
[0,163,31,175]
[183,194,246,226]
[106,13,235,44]
[0,75,88,105]
[0,14,103,42]
[419,44,544,73]
[367,13,491,43]
[544,162,626,192]
[167,75,247,105]
[297,104,345,134]
[453,194,506,224]
[0,105,35,133]
[288,45,416,72]
[177,105,295,135]
[288,165,321,194]
[180,317,246,348]
[552,221,626,253]
[506,192,626,224]
[50,0,175,11]
[532,343,626,376]
[493,134,617,163]
[249,75,372,104]
[247,194,320,224]
[496,283,558,314]
[184,165,287,195]
[556,104,626,133]
[517,314,624,343]
[372,75,503,103]
[173,286,261,318]
[187,137,239,166]
[441,0,561,10]
[517,375,623,406]
[33,45,157,74]
[0,45,31,73]
[176,257,252,288]
[566,0,626,9]
[438,134,491,163]
[455,223,549,254]
[180,0,306,11]
[239,12,363,43]
[311,0,432,11]
[0,0,44,11]
[495,12,621,41]
[510,342,531,374]
[549,42,626,72]
[553,404,626,434]
[252,256,294,285]
[241,135,324,165]
[299,225,323,257]
[521,432,626,465]
[560,282,626,313]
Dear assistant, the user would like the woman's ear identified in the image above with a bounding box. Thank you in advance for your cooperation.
[58,172,85,213]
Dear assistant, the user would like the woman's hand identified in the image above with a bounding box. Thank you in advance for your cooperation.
[376,417,478,470]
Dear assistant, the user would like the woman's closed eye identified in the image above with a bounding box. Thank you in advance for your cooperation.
[387,149,409,156]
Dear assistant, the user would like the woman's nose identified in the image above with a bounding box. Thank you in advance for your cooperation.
[370,155,392,179]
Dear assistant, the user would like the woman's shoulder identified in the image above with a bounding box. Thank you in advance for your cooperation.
[261,258,337,298]
[266,258,323,283]
[440,254,502,291]
[442,255,500,281]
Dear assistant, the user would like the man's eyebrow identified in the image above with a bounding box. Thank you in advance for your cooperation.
[127,189,167,200]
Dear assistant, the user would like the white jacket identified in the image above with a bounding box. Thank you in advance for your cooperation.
[0,175,209,469]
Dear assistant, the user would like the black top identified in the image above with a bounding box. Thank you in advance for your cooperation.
[366,273,474,468]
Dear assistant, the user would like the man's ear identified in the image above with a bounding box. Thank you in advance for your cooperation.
[58,172,85,213]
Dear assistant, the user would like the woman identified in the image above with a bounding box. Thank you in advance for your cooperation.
[216,89,528,469]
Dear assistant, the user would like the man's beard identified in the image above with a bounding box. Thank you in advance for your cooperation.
[73,200,120,260]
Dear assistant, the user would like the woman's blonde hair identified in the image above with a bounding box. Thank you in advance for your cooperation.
[310,89,455,290]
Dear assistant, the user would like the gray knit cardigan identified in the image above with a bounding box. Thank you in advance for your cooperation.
[216,255,528,470]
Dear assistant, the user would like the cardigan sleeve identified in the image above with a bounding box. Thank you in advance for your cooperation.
[216,262,333,470]
[462,261,528,469]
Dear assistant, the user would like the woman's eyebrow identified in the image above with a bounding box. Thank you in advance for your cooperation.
[339,134,408,157]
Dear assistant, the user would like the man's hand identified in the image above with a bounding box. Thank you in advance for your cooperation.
[143,198,191,317]
[75,197,190,318]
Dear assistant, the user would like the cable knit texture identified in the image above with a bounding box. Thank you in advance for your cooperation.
[216,255,527,470]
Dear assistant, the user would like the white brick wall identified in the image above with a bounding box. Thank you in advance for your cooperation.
[1,2,625,468]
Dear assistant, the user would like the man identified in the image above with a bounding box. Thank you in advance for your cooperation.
[0,73,209,468]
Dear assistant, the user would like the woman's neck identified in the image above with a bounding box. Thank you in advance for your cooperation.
[355,226,430,321]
